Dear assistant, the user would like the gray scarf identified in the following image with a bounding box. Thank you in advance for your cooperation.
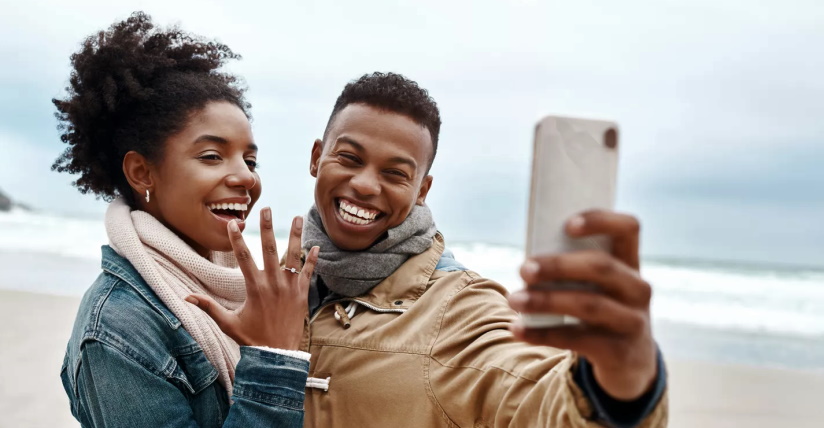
[302,204,437,297]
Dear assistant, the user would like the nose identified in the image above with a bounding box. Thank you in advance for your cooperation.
[225,158,257,190]
[349,168,381,197]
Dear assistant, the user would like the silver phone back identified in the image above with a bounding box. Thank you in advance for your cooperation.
[523,116,619,327]
[527,115,619,257]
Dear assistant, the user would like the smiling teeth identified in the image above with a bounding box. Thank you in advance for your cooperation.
[339,200,378,220]
[341,210,373,225]
[338,200,379,225]
[208,203,248,211]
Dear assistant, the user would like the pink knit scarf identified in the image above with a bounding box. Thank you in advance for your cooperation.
[105,198,244,398]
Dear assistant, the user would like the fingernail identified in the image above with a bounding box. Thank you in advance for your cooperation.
[184,296,199,305]
[263,207,271,221]
[229,220,239,232]
[567,215,586,233]
[521,260,540,279]
[509,292,528,309]
[312,246,320,257]
[295,216,303,230]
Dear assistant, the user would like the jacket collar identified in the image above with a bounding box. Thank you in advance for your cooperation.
[100,245,182,329]
[351,232,445,310]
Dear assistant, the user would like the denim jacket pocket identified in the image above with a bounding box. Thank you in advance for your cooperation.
[166,343,219,395]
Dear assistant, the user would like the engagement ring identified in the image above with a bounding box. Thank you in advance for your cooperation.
[282,267,300,274]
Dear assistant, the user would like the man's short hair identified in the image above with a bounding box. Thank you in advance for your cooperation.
[323,72,442,172]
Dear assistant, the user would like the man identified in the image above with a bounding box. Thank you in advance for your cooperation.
[300,72,667,427]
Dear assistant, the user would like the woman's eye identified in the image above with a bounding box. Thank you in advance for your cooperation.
[199,154,222,161]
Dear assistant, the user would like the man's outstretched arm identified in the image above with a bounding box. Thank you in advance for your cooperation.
[509,210,667,426]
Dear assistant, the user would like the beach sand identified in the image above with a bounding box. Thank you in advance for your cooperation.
[1,290,81,428]
[2,289,823,428]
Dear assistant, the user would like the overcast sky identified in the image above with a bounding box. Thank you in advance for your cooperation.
[1,0,822,267]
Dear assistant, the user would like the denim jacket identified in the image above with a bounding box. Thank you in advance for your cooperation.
[60,246,309,427]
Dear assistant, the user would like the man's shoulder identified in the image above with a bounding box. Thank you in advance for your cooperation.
[428,247,512,299]
[425,249,515,326]
[434,248,468,272]
[427,268,512,318]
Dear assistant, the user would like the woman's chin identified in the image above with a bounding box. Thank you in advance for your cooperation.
[191,235,234,255]
[211,240,235,254]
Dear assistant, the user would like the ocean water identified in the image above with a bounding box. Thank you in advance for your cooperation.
[447,241,824,338]
[2,209,823,369]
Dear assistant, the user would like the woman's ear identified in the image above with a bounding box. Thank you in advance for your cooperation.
[416,175,433,205]
[310,139,323,177]
[122,151,154,197]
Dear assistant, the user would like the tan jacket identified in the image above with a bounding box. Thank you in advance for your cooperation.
[302,234,668,427]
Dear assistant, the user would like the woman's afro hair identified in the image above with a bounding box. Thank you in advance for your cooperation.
[52,11,250,202]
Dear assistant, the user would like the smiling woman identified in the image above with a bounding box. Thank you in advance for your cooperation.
[52,11,316,428]
[118,102,260,255]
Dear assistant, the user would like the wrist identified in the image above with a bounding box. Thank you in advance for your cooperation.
[243,331,303,350]
[590,343,658,400]
[593,364,657,400]
[574,349,667,427]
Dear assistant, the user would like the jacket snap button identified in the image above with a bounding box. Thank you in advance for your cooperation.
[394,300,403,305]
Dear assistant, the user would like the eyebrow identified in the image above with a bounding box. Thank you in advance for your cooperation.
[194,134,258,152]
[335,136,417,170]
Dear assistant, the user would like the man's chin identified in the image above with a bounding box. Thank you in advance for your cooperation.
[322,210,385,251]
[329,230,380,252]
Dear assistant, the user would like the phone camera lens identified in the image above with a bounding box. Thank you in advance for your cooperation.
[604,128,618,149]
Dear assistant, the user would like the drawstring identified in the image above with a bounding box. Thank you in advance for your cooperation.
[333,302,358,329]
[346,302,357,318]
[306,376,330,391]
[311,300,407,393]
[315,302,357,392]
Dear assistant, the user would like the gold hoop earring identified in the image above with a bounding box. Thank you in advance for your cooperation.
[145,189,151,203]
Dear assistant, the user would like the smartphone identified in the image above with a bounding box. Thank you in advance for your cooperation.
[522,115,619,328]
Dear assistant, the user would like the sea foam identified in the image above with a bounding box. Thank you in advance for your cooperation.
[2,210,823,338]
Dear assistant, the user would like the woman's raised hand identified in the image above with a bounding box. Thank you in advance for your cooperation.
[186,207,318,350]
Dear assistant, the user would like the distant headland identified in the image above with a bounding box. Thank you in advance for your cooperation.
[0,189,31,212]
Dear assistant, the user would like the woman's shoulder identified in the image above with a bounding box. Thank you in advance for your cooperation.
[61,248,222,413]
[66,246,195,373]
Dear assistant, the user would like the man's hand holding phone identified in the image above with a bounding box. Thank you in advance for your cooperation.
[508,209,658,402]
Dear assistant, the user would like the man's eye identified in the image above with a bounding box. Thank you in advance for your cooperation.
[245,159,259,170]
[199,154,222,161]
[386,169,409,178]
[339,153,361,164]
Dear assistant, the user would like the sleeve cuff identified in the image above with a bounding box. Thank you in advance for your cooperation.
[249,346,311,362]
[232,346,310,408]
[573,346,667,428]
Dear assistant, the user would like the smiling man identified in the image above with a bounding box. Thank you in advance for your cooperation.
[299,72,668,427]
[311,102,434,252]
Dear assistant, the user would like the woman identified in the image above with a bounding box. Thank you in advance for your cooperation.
[57,12,318,427]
